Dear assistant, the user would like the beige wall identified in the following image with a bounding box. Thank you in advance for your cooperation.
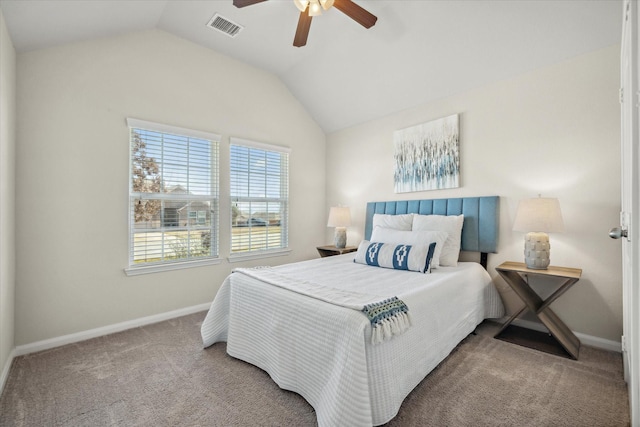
[326,45,622,342]
[15,29,326,346]
[0,9,17,376]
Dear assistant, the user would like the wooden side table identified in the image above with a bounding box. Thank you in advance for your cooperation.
[494,261,582,359]
[317,245,357,258]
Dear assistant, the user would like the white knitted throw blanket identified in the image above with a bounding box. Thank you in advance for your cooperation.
[233,267,411,344]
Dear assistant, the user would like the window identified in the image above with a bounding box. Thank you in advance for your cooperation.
[230,138,289,258]
[126,118,220,274]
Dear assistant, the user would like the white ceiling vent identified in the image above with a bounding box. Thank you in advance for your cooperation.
[207,14,243,38]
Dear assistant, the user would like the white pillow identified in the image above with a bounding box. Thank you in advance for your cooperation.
[354,240,437,273]
[412,214,464,266]
[370,227,448,268]
[372,213,413,231]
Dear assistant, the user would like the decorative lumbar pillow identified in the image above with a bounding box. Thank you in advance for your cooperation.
[370,227,448,268]
[412,214,464,267]
[354,240,437,273]
[372,213,413,231]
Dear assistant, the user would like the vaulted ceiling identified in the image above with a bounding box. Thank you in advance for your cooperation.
[0,0,622,133]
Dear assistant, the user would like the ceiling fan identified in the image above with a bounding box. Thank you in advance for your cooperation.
[233,0,378,47]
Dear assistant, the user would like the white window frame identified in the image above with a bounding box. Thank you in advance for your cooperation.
[228,137,291,262]
[125,118,221,276]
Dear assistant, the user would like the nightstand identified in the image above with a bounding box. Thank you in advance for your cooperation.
[494,261,582,359]
[316,245,357,258]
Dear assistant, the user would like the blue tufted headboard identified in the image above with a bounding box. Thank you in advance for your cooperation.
[364,196,499,268]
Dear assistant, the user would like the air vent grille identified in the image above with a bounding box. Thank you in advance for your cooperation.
[207,14,243,38]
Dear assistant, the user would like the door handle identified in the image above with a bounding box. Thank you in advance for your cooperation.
[609,227,628,239]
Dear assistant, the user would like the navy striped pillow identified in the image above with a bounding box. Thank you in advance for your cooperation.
[354,240,437,273]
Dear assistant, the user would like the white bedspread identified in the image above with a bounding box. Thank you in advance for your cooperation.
[201,255,504,426]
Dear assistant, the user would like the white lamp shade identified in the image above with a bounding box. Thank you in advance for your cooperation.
[295,0,332,13]
[308,0,322,16]
[327,206,351,228]
[513,197,564,233]
[294,0,309,12]
[320,0,334,10]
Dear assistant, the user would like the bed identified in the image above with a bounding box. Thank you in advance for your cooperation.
[201,196,504,426]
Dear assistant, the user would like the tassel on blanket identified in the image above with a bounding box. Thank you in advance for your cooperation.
[362,297,412,344]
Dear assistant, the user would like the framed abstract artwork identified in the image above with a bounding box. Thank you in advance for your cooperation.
[393,114,460,193]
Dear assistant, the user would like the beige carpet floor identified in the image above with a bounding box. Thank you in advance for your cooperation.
[0,312,629,426]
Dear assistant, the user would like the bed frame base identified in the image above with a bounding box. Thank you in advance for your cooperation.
[480,252,488,269]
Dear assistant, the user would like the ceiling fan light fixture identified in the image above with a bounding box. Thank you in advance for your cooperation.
[294,0,309,12]
[320,0,334,10]
[239,0,377,47]
[308,0,323,16]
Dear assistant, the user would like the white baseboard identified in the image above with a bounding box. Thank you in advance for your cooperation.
[507,318,622,353]
[0,348,16,396]
[14,303,211,357]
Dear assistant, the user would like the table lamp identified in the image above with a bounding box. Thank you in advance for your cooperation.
[512,196,564,270]
[327,206,351,248]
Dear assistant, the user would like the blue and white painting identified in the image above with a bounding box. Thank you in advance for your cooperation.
[393,114,460,193]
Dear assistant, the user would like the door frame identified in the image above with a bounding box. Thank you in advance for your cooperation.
[620,1,639,425]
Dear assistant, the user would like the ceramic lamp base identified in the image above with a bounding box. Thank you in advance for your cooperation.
[334,227,347,249]
[524,231,551,270]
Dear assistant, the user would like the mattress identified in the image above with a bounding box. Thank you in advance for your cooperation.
[201,254,504,426]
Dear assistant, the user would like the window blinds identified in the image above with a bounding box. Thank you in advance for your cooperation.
[230,138,289,255]
[128,118,220,267]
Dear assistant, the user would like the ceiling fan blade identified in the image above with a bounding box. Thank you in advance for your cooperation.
[333,0,377,28]
[233,0,268,8]
[293,9,313,47]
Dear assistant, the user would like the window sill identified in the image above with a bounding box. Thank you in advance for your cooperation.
[227,249,292,263]
[124,258,223,276]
